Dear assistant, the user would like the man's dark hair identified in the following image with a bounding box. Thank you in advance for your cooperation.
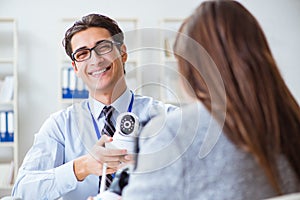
[62,14,124,59]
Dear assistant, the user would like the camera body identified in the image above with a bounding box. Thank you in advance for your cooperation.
[95,113,139,199]
[105,112,139,153]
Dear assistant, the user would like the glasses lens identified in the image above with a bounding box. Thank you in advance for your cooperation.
[94,41,113,56]
[73,49,90,62]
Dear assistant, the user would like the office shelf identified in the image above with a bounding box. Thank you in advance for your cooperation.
[0,18,18,192]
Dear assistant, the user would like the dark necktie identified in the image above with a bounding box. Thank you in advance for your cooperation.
[101,106,115,137]
[98,106,115,193]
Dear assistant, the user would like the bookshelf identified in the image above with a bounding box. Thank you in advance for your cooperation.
[159,18,185,105]
[0,18,18,194]
[59,18,141,105]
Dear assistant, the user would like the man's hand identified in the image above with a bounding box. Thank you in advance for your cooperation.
[73,135,131,181]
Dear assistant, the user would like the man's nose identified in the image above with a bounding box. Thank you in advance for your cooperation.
[89,50,105,63]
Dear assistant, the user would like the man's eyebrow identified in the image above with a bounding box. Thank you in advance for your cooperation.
[73,46,88,53]
[73,40,110,53]
[94,39,114,46]
[95,39,107,45]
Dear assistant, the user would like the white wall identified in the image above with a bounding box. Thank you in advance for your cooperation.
[0,0,299,166]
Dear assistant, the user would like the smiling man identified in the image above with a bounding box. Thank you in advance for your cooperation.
[12,14,177,200]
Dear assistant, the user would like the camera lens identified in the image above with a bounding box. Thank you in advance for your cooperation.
[120,115,135,135]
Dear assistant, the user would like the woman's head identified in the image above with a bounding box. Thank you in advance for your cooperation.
[174,0,300,194]
[174,0,278,112]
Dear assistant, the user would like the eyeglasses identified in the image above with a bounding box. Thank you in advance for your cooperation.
[71,40,121,62]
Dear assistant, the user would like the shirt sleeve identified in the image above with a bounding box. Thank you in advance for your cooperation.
[12,115,78,199]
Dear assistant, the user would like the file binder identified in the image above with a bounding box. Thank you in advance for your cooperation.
[61,67,89,99]
[0,111,14,142]
[0,112,6,142]
[62,67,71,99]
[7,111,14,142]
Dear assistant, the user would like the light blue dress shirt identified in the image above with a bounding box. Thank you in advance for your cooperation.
[12,88,176,200]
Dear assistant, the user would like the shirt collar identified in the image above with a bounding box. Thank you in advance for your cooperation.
[88,88,132,119]
[111,88,132,115]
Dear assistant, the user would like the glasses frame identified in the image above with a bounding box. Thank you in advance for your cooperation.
[71,40,122,62]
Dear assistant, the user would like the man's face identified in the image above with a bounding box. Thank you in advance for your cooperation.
[71,27,127,95]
